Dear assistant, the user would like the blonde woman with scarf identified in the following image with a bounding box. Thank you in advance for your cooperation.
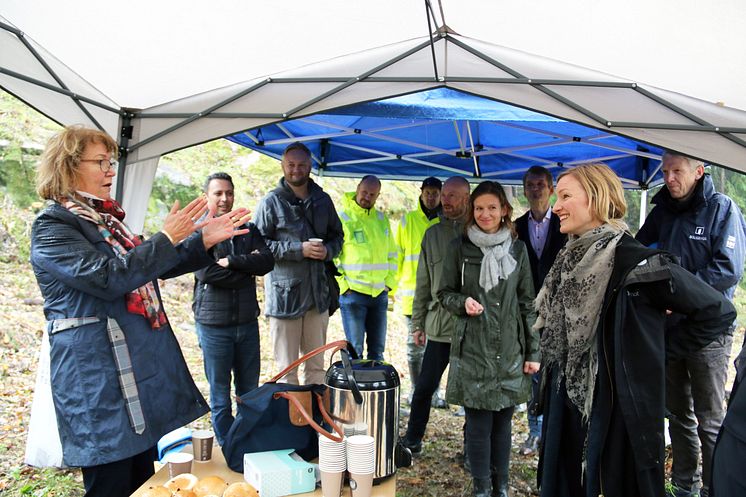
[438,181,539,497]
[30,125,250,497]
[536,163,735,497]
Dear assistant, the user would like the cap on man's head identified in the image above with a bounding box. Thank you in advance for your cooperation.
[421,177,442,190]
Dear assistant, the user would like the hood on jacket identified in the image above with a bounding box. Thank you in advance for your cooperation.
[342,191,380,217]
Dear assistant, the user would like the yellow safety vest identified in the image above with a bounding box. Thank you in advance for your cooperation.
[336,192,398,298]
[394,204,440,315]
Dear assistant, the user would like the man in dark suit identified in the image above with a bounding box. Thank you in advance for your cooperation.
[515,165,567,455]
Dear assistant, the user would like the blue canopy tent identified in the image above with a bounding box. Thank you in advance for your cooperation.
[226,87,664,188]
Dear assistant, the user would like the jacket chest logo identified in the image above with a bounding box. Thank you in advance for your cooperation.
[688,226,707,241]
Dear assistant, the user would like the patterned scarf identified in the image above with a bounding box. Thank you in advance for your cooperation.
[534,223,625,420]
[63,193,168,329]
[466,225,517,291]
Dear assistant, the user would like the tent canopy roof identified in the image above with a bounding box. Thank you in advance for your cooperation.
[3,3,746,231]
[227,87,664,187]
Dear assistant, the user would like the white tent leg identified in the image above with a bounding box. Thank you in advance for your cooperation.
[121,156,160,235]
[639,189,648,229]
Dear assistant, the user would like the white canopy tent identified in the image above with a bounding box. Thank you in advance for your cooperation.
[2,1,746,232]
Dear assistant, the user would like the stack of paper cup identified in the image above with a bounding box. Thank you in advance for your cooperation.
[318,434,346,497]
[346,435,376,497]
[343,423,357,438]
[353,422,368,436]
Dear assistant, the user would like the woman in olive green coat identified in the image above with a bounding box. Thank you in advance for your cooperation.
[438,181,540,497]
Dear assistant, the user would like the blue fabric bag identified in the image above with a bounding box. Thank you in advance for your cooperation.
[221,340,350,472]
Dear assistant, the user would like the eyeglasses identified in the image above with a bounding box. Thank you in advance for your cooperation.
[80,158,119,173]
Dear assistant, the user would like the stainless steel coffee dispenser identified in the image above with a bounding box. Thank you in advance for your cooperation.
[325,359,400,482]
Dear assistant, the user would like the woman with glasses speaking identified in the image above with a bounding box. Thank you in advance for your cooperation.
[29,125,249,496]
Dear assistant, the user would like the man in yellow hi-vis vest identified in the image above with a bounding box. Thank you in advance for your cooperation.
[336,175,398,360]
[394,177,445,405]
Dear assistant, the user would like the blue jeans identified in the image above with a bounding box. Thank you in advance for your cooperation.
[528,371,543,438]
[196,320,260,446]
[339,290,388,360]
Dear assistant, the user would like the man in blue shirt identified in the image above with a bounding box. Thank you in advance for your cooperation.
[515,166,566,455]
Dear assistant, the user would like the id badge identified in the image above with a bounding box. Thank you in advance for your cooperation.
[353,229,367,243]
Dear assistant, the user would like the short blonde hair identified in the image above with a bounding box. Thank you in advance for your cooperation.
[36,125,118,201]
[558,163,627,229]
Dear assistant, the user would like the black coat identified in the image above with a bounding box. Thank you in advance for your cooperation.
[711,341,746,497]
[515,210,566,291]
[538,234,736,497]
[192,222,274,326]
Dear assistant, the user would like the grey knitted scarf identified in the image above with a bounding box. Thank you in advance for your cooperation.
[466,225,517,292]
[534,223,625,420]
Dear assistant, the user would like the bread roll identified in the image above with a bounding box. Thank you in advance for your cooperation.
[139,487,172,497]
[165,473,199,491]
[173,490,198,497]
[224,481,259,497]
[193,475,229,497]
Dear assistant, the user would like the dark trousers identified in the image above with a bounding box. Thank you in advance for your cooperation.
[404,340,451,442]
[82,446,157,497]
[196,320,260,446]
[464,406,514,480]
[667,332,733,493]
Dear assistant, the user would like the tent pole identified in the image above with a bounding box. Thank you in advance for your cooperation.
[115,112,133,202]
[639,188,648,229]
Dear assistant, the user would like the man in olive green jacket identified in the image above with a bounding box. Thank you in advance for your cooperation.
[401,176,470,455]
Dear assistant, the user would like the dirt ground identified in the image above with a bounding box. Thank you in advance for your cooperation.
[0,257,743,496]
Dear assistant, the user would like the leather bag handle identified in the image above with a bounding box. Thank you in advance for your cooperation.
[274,391,344,442]
[269,339,349,384]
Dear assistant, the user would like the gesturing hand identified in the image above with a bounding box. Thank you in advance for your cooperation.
[201,207,251,249]
[161,197,209,245]
[464,297,484,316]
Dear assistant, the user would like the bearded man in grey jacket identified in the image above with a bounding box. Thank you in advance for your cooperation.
[254,142,344,384]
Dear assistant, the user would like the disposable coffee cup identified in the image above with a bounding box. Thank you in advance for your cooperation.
[191,429,214,462]
[308,237,324,244]
[320,469,345,497]
[166,452,193,478]
[349,472,374,497]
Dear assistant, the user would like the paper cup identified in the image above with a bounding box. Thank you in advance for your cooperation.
[191,429,214,462]
[320,469,345,497]
[165,452,193,478]
[308,237,324,244]
[318,435,347,472]
[349,472,374,497]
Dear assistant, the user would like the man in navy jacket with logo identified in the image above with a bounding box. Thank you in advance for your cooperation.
[637,152,746,497]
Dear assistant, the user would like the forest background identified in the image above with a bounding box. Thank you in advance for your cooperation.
[1,90,744,496]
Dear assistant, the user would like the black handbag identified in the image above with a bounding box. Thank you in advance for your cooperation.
[221,340,349,472]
